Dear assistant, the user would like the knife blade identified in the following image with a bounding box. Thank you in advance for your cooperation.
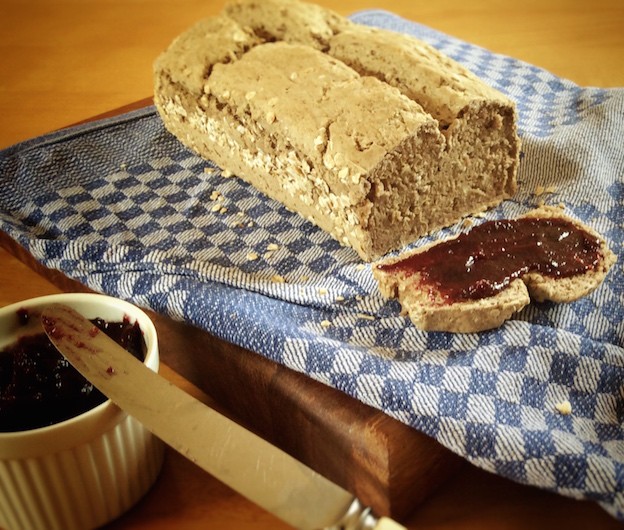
[41,303,405,530]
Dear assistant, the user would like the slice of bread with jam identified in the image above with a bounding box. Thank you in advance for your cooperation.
[372,205,617,333]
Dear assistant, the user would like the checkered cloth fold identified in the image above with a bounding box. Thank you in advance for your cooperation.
[1,10,623,519]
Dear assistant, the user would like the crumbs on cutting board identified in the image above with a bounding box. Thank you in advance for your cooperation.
[245,243,282,262]
[534,184,561,208]
[264,243,279,259]
[209,189,228,214]
[555,400,572,415]
[534,184,558,197]
[232,211,255,228]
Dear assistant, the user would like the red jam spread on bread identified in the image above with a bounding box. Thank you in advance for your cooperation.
[377,217,602,303]
[0,311,144,432]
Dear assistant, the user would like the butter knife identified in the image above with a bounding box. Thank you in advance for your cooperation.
[41,303,405,530]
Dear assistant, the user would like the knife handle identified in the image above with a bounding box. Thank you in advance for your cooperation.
[373,517,407,530]
[337,499,407,530]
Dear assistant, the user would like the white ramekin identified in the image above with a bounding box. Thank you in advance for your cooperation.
[0,293,165,530]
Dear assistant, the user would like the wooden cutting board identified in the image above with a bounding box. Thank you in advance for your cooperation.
[0,101,461,520]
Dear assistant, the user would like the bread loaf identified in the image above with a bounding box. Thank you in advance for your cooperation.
[372,206,617,333]
[154,0,520,261]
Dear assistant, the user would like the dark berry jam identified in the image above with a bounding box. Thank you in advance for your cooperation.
[0,312,145,432]
[376,216,602,303]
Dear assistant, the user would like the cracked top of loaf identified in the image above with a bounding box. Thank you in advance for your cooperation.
[156,0,514,127]
[206,42,436,187]
[223,0,351,49]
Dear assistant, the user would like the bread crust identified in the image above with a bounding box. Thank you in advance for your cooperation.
[372,206,617,333]
[154,0,520,261]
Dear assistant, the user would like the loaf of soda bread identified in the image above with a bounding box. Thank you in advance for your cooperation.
[154,0,520,261]
[372,206,617,333]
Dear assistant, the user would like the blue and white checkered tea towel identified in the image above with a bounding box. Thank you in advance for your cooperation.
[1,9,623,520]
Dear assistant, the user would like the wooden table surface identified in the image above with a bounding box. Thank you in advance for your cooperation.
[1,1,623,528]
